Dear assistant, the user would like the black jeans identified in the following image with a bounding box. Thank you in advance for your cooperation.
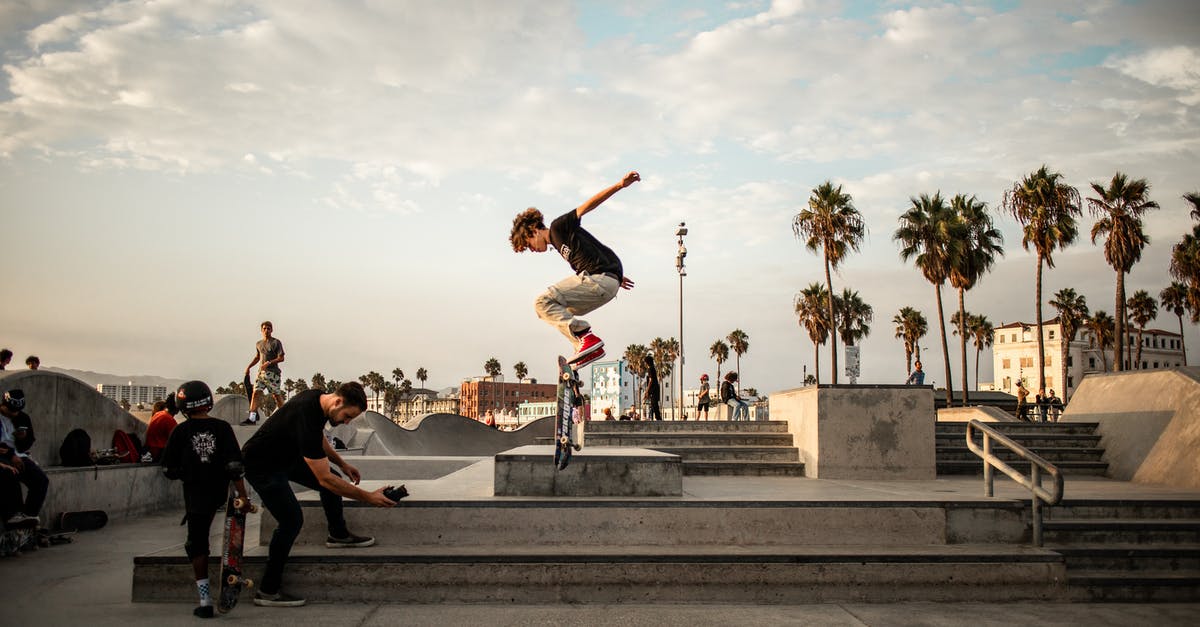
[3,456,48,518]
[246,463,348,595]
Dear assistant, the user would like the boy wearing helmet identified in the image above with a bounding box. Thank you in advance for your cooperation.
[160,381,251,619]
[509,171,640,369]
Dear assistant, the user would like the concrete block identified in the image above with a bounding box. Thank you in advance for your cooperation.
[769,385,936,480]
[43,464,184,524]
[493,446,682,496]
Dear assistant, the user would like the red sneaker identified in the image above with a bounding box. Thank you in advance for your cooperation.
[570,346,606,369]
[568,333,605,364]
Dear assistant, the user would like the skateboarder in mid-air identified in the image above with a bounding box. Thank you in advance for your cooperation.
[161,381,251,619]
[510,171,640,368]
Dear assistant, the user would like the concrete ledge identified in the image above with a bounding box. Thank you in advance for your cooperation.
[43,463,183,524]
[493,446,682,497]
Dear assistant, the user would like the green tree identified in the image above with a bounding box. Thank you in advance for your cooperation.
[1087,172,1159,371]
[709,340,729,386]
[1003,165,1082,393]
[624,344,650,410]
[1085,311,1115,372]
[484,357,502,413]
[893,306,928,375]
[1049,288,1089,399]
[792,181,866,384]
[416,367,428,389]
[1185,191,1200,221]
[392,368,405,387]
[1126,290,1158,370]
[834,288,873,347]
[1160,282,1190,365]
[726,329,750,393]
[949,194,1003,405]
[795,283,831,384]
[895,191,961,404]
[514,361,528,382]
[968,314,994,393]
[1170,224,1200,321]
[310,372,327,391]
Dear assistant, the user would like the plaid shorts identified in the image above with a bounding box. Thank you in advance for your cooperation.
[255,369,283,395]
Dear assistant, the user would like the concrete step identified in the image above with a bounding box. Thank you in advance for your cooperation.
[259,499,1023,548]
[936,460,1109,476]
[647,446,800,462]
[936,422,1100,436]
[133,543,1065,604]
[1066,570,1200,602]
[587,432,795,447]
[937,446,1105,463]
[682,461,807,477]
[1046,500,1200,520]
[936,434,1102,448]
[1042,519,1200,544]
[587,420,789,433]
[1051,544,1200,571]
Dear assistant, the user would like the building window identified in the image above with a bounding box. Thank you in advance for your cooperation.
[1011,334,1017,343]
[1002,358,1011,369]
[1020,357,1034,368]
[998,335,1005,344]
[1045,377,1053,389]
[1048,330,1056,339]
[1045,355,1052,367]
[1089,357,1096,369]
[1067,356,1073,367]
[1068,376,1074,388]
[1153,362,1159,368]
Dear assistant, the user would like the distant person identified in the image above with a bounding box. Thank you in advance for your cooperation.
[244,321,285,425]
[160,381,251,619]
[905,361,925,385]
[642,355,662,421]
[241,382,396,608]
[1047,389,1063,422]
[144,400,178,462]
[1015,381,1030,421]
[0,349,11,370]
[696,374,711,421]
[509,171,640,369]
[0,390,49,527]
[1036,387,1049,423]
[721,372,749,421]
[483,410,496,428]
[24,356,39,370]
[603,408,615,421]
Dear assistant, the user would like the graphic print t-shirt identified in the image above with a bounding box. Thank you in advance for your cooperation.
[257,338,285,374]
[161,418,242,485]
[241,389,328,474]
[548,210,622,278]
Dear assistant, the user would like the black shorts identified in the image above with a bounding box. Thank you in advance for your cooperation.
[697,400,710,411]
[183,483,228,559]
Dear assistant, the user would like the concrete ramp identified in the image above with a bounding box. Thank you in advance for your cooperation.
[0,370,146,465]
[1061,367,1200,489]
[938,406,1015,422]
[334,411,554,456]
[210,393,249,425]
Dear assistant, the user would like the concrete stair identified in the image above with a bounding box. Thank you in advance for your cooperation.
[584,420,805,477]
[936,422,1109,476]
[1044,499,1200,601]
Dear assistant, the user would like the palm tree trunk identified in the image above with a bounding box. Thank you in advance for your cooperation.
[935,283,953,405]
[958,287,969,407]
[974,345,981,392]
[905,346,913,375]
[1135,328,1145,369]
[1035,256,1046,392]
[915,344,922,363]
[814,343,821,385]
[825,256,838,384]
[1180,314,1188,366]
[1114,271,1125,371]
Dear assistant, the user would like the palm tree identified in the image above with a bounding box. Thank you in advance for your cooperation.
[1049,288,1089,400]
[1003,165,1082,393]
[416,367,428,390]
[1126,290,1157,370]
[649,337,674,409]
[392,368,405,387]
[727,329,750,393]
[624,344,649,410]
[1085,311,1116,372]
[893,307,928,375]
[1170,224,1200,320]
[1160,282,1189,365]
[484,357,502,414]
[796,283,831,383]
[895,191,961,404]
[967,314,994,392]
[792,181,866,384]
[834,288,872,383]
[1186,191,1200,221]
[949,193,1004,405]
[1087,172,1159,371]
[283,378,296,400]
[514,361,528,382]
[310,372,327,391]
[292,378,308,393]
[709,340,729,385]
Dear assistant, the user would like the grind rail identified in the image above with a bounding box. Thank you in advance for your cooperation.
[965,419,1064,546]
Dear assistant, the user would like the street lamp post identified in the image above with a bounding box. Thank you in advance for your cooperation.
[675,222,687,421]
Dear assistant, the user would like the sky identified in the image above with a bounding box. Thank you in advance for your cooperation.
[1,0,1197,396]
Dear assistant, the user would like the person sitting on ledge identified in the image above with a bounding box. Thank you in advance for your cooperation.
[0,390,48,527]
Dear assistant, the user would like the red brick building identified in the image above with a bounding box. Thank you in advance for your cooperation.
[459,376,556,419]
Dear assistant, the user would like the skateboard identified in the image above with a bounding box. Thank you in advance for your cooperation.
[217,486,257,614]
[57,510,107,532]
[243,372,254,403]
[554,356,583,471]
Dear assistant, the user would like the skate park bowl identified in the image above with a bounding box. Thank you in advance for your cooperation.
[1060,367,1200,489]
[326,411,554,456]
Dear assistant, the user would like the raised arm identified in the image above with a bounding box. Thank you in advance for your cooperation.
[576,171,640,218]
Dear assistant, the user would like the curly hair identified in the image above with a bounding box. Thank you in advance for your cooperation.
[510,208,545,252]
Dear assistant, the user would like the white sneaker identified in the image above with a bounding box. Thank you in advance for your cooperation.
[6,513,38,527]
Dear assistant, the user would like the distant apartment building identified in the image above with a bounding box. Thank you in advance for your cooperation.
[458,375,556,419]
[367,388,459,424]
[992,319,1184,401]
[515,400,556,425]
[97,383,168,406]
[588,358,637,420]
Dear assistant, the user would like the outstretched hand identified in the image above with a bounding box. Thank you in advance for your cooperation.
[621,276,635,290]
[621,171,640,187]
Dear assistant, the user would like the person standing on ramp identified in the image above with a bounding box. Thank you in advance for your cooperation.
[509,171,640,368]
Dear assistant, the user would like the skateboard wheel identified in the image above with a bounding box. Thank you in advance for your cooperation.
[227,574,238,585]
[561,372,572,381]
[233,498,245,508]
[244,579,253,589]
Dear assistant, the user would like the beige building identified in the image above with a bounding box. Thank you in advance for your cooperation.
[992,318,1184,401]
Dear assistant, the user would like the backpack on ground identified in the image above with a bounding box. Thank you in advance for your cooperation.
[112,430,139,464]
[59,429,93,467]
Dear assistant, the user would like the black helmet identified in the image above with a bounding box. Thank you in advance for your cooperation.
[2,389,25,411]
[174,381,213,415]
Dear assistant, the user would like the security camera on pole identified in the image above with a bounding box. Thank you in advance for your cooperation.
[676,222,687,421]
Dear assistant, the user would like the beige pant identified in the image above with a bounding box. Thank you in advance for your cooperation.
[535,272,620,348]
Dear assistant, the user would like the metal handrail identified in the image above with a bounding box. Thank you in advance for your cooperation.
[965,419,1065,546]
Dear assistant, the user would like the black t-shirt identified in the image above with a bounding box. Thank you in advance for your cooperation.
[161,417,242,486]
[241,389,328,473]
[549,210,622,277]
